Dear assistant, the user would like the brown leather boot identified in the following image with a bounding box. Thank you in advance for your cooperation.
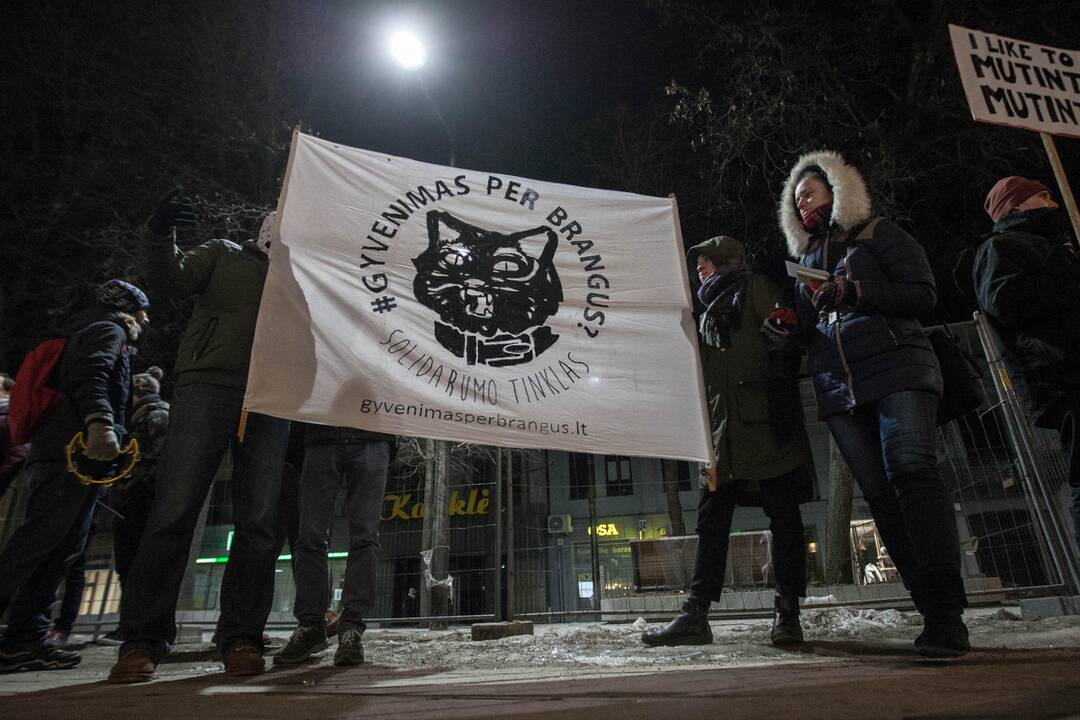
[223,643,265,677]
[108,649,156,684]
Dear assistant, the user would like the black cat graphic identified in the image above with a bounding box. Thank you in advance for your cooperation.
[412,210,563,367]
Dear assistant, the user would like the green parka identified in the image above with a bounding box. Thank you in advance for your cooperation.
[690,238,814,500]
[143,232,269,389]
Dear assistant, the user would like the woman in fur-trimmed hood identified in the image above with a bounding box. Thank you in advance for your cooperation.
[778,150,969,657]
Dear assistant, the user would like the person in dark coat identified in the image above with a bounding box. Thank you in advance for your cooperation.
[642,235,815,648]
[0,280,149,672]
[780,150,969,657]
[98,366,171,646]
[110,196,289,683]
[0,373,30,497]
[972,176,1080,545]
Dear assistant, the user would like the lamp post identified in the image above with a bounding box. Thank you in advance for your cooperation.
[389,28,454,624]
[388,30,456,167]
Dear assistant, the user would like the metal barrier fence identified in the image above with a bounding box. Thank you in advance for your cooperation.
[1,318,1077,637]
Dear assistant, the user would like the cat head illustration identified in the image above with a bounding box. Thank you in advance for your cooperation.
[412,210,563,338]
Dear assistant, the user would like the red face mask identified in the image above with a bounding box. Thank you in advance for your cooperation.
[800,202,833,231]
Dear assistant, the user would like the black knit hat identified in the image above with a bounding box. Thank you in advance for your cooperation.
[97,280,150,313]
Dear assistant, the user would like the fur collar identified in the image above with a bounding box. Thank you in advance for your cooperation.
[778,150,873,258]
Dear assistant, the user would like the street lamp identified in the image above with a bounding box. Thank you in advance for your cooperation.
[388,30,427,71]
[387,28,454,167]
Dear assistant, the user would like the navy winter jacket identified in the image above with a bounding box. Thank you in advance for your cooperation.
[794,218,943,418]
[28,309,133,463]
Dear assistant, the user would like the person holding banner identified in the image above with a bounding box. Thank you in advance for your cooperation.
[642,235,814,648]
[779,150,969,658]
[273,424,393,666]
[108,196,290,683]
[972,177,1080,544]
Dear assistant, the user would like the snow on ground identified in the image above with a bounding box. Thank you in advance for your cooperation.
[349,606,1080,671]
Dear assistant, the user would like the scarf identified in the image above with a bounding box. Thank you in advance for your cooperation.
[800,202,833,232]
[697,262,749,348]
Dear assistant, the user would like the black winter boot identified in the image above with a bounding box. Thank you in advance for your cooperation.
[641,595,712,647]
[915,612,969,658]
[770,595,804,646]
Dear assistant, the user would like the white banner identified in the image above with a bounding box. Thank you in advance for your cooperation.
[244,132,713,463]
[949,24,1080,138]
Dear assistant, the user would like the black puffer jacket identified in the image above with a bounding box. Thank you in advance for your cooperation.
[29,309,133,463]
[972,211,1080,427]
[780,151,942,419]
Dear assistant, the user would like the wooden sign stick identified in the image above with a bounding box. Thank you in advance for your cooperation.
[1040,132,1080,245]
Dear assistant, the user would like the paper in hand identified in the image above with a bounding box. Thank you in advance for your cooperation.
[785,261,830,287]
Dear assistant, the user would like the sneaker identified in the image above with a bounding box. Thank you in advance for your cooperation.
[915,614,970,658]
[223,643,265,677]
[108,648,156,684]
[0,644,81,673]
[97,629,125,646]
[325,610,340,638]
[273,625,328,665]
[333,628,365,666]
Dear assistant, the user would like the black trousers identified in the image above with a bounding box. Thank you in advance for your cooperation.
[689,473,807,601]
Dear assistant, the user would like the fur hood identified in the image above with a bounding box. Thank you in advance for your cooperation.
[778,150,873,258]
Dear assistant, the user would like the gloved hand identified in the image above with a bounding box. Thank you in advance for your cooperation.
[762,304,799,338]
[147,189,197,236]
[811,277,855,313]
[85,421,121,461]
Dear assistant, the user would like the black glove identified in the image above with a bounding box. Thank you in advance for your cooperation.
[148,189,197,236]
[766,350,801,444]
[811,277,855,313]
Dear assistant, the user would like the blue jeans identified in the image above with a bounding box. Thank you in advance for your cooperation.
[53,549,88,634]
[118,384,289,660]
[0,462,98,647]
[826,390,967,616]
[293,441,390,634]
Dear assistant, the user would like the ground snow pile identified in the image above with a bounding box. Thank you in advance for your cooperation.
[800,607,919,639]
[349,609,1080,671]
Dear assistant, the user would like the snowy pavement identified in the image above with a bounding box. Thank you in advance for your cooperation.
[3,605,1080,695]
[3,607,1080,719]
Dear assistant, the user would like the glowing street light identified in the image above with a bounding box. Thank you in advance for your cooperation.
[388,30,427,71]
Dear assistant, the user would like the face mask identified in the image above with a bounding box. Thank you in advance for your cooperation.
[800,202,833,232]
[1021,206,1067,241]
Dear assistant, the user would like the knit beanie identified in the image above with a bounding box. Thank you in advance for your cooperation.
[984,176,1051,223]
[132,366,164,396]
[97,279,150,313]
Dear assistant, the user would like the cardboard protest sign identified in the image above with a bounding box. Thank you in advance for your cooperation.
[949,24,1080,139]
[244,132,714,463]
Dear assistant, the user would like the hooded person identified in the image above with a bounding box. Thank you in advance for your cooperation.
[641,235,815,649]
[109,194,289,683]
[0,280,149,672]
[100,365,171,647]
[779,150,969,657]
[972,177,1080,545]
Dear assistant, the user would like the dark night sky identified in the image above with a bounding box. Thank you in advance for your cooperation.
[289,1,684,175]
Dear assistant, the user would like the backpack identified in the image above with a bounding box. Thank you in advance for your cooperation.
[8,338,68,445]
